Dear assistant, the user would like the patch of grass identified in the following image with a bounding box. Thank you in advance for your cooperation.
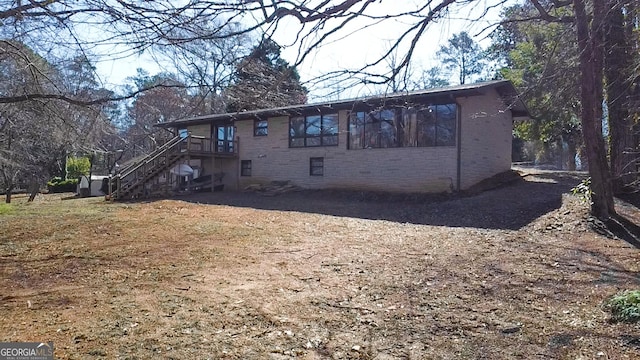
[0,202,14,215]
[606,290,640,323]
[18,197,117,219]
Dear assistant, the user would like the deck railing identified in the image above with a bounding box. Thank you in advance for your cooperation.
[110,134,186,199]
[180,135,237,155]
[109,134,238,200]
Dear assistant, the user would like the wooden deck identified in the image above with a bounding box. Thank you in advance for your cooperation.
[178,135,238,158]
[110,134,238,200]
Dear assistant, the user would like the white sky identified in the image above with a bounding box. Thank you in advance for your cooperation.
[274,1,506,101]
[94,1,508,102]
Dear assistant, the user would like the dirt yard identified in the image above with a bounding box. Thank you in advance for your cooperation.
[2,170,640,359]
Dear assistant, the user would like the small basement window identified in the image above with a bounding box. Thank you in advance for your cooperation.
[310,157,324,176]
[241,160,252,176]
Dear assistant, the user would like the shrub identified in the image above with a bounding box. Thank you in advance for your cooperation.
[571,177,592,204]
[605,290,640,323]
[47,178,79,193]
[67,156,91,179]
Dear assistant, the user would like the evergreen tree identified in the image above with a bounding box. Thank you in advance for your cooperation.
[491,3,581,169]
[436,32,486,85]
[225,39,307,112]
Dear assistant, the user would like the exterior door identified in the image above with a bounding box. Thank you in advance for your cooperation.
[214,124,234,153]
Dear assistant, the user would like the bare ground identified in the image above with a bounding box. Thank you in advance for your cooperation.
[2,169,640,359]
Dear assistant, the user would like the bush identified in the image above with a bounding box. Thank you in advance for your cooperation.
[605,290,640,323]
[47,178,79,193]
[67,156,91,179]
[571,177,592,204]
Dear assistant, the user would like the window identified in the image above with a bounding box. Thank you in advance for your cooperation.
[435,104,456,146]
[254,119,268,136]
[349,109,401,149]
[348,104,457,149]
[310,157,324,176]
[289,113,339,147]
[241,160,252,176]
[178,128,188,138]
[365,109,398,148]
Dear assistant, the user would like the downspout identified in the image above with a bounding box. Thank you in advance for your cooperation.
[456,100,462,192]
[236,135,240,191]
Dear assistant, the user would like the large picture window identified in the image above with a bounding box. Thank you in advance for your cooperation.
[289,114,339,147]
[348,104,457,149]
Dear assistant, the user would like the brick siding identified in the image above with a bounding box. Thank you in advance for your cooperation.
[186,89,513,193]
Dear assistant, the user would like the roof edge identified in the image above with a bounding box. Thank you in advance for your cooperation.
[157,80,528,128]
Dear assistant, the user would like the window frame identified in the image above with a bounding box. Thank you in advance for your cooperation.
[289,113,339,148]
[348,104,457,149]
[253,119,268,136]
[240,160,252,176]
[309,157,324,176]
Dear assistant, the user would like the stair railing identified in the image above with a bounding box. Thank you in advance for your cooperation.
[110,134,186,199]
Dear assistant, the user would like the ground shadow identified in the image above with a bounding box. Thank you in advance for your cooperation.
[616,192,640,209]
[605,214,640,249]
[173,171,585,231]
[592,193,640,249]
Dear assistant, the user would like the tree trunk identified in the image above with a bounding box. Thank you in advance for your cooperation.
[27,180,39,202]
[88,152,95,196]
[5,184,13,204]
[567,138,577,171]
[557,138,564,170]
[605,5,634,192]
[62,153,68,180]
[573,0,615,219]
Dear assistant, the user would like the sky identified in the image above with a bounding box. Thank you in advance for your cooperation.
[93,0,508,103]
[273,0,507,101]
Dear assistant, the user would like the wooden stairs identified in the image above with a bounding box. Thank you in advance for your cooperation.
[109,135,187,200]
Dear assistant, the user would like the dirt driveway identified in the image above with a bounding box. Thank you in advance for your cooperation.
[2,169,640,359]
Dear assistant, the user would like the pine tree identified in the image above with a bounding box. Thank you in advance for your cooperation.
[225,39,307,112]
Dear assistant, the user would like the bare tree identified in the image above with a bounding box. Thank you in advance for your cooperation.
[158,21,251,115]
[0,1,253,106]
[1,1,482,105]
[121,70,193,159]
[0,0,624,219]
[382,42,416,93]
[0,41,114,202]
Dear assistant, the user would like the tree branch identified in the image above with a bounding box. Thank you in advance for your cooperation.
[0,84,189,106]
[529,0,573,23]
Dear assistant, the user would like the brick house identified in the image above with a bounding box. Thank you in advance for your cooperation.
[110,80,528,199]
